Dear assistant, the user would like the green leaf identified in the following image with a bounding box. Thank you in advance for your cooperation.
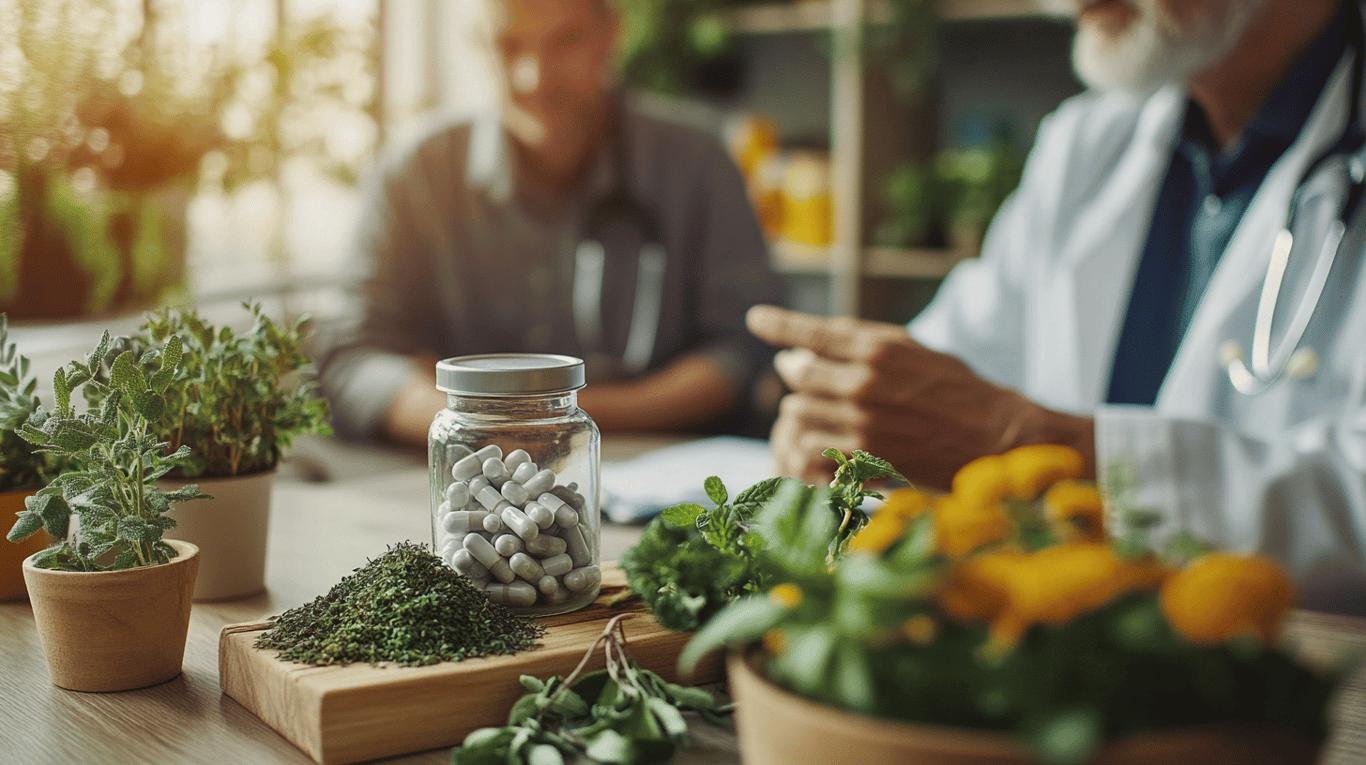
[507,693,541,726]
[584,729,633,764]
[850,450,906,482]
[831,642,876,713]
[160,334,183,374]
[6,510,42,542]
[109,350,146,397]
[550,687,589,719]
[679,595,785,673]
[734,477,785,507]
[660,503,705,528]
[527,744,564,765]
[645,696,689,744]
[821,447,848,465]
[519,675,545,693]
[703,476,727,506]
[1025,708,1102,765]
[53,367,71,413]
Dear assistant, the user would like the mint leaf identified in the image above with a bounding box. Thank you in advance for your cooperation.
[703,476,728,505]
[660,503,705,528]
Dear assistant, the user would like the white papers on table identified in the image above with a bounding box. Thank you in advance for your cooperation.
[601,436,775,523]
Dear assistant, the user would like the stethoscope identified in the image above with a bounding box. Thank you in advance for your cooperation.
[570,109,667,378]
[1221,30,1366,396]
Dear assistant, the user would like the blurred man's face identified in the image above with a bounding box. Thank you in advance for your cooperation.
[494,0,618,164]
[1040,0,1266,92]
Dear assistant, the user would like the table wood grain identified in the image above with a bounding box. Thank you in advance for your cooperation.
[1,436,1363,765]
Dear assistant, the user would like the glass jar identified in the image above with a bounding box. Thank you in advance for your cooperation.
[429,354,601,615]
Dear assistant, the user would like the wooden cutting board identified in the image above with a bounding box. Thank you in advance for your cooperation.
[218,566,723,765]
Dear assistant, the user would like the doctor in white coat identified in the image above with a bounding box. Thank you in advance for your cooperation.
[749,0,1366,613]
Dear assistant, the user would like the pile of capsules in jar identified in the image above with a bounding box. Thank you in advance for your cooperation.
[436,444,600,609]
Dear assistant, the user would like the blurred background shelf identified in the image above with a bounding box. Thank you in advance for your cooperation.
[771,243,970,280]
[720,0,1045,35]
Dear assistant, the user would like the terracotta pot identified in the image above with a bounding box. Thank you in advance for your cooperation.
[162,470,273,601]
[726,652,1320,765]
[23,539,199,692]
[1,488,52,601]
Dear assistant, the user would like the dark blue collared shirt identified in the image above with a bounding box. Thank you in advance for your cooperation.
[1106,4,1350,405]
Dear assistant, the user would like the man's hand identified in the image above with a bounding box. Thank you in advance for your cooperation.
[747,305,1095,488]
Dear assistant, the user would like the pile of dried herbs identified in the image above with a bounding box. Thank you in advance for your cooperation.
[256,542,544,666]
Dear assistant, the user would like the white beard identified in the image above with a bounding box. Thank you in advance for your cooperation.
[1038,0,1267,94]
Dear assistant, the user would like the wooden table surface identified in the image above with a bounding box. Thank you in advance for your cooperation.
[1,435,1363,765]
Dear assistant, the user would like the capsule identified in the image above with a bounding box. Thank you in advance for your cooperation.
[468,476,492,496]
[446,443,474,461]
[564,565,601,593]
[439,535,466,559]
[510,461,537,485]
[463,534,514,583]
[504,449,532,472]
[451,452,483,480]
[540,553,573,577]
[473,444,503,462]
[442,510,488,534]
[482,457,509,485]
[451,548,489,579]
[444,481,471,507]
[493,533,524,557]
[537,492,567,513]
[501,481,530,506]
[564,524,592,566]
[524,534,567,557]
[522,469,556,496]
[482,513,505,534]
[525,502,556,530]
[509,552,546,583]
[537,575,560,597]
[475,486,504,511]
[501,505,540,541]
[485,581,537,607]
[554,506,579,528]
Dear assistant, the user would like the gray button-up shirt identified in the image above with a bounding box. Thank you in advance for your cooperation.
[320,98,778,438]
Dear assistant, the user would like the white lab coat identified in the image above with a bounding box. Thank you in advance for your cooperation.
[911,25,1366,614]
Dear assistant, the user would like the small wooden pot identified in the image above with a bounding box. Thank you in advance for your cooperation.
[1,488,51,601]
[23,539,199,692]
[726,652,1320,765]
[162,470,273,601]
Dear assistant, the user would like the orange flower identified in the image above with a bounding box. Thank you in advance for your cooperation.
[934,496,1011,558]
[881,488,931,520]
[901,614,938,645]
[769,583,803,609]
[1043,481,1107,541]
[1003,445,1085,500]
[762,628,787,655]
[936,549,1024,622]
[951,455,1011,507]
[849,490,929,556]
[1160,553,1294,645]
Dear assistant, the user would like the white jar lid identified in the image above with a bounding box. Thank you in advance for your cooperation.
[435,354,585,396]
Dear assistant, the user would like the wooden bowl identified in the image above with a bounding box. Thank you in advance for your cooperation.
[726,652,1321,765]
[24,539,199,692]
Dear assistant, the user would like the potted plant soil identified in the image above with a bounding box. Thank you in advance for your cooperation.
[7,332,205,691]
[126,304,329,601]
[0,315,58,600]
[679,446,1342,765]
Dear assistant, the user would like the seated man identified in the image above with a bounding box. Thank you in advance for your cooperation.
[752,0,1366,612]
[321,0,776,443]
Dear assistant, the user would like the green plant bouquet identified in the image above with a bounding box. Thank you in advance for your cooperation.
[0,315,60,492]
[125,304,330,478]
[679,445,1339,764]
[622,450,902,630]
[5,331,205,570]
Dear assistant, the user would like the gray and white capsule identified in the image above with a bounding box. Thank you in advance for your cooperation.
[444,480,471,507]
[508,552,545,583]
[450,453,483,480]
[482,512,505,534]
[473,444,503,462]
[537,492,566,513]
[504,449,532,472]
[540,553,573,577]
[563,524,592,566]
[467,476,492,497]
[554,506,579,528]
[442,510,488,534]
[451,548,489,579]
[521,469,556,496]
[510,461,537,485]
[564,565,601,593]
[524,534,567,557]
[485,581,537,607]
[482,457,510,485]
[493,533,524,557]
[500,481,529,507]
[525,502,555,530]
[501,505,540,541]
[475,485,505,511]
[463,534,515,583]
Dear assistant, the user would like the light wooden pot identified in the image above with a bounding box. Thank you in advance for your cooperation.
[1,488,52,601]
[162,470,273,601]
[726,652,1320,765]
[23,539,199,692]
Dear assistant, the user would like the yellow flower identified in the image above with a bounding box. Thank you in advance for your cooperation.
[762,628,787,655]
[1003,444,1085,500]
[936,550,1023,622]
[934,496,1011,558]
[1160,553,1294,645]
[881,488,931,519]
[769,583,803,608]
[1043,481,1107,541]
[901,614,938,645]
[848,489,929,557]
[951,455,1011,507]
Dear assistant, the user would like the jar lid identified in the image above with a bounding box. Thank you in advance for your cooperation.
[435,354,586,396]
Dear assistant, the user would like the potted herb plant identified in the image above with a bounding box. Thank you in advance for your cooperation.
[0,314,60,599]
[129,304,329,601]
[679,446,1340,765]
[7,331,205,692]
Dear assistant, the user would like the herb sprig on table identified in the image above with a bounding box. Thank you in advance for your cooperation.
[453,614,723,765]
[621,450,905,631]
[256,542,543,666]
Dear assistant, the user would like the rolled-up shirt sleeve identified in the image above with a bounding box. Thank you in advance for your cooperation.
[690,140,779,395]
[318,150,440,440]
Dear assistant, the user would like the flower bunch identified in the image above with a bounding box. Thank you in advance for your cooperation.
[681,446,1337,764]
